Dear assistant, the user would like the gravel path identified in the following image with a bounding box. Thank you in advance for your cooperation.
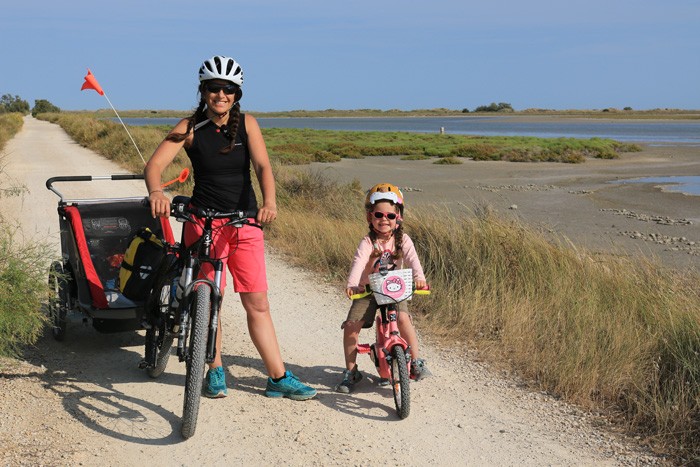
[0,117,664,466]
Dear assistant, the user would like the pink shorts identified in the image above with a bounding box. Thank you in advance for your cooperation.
[184,217,267,293]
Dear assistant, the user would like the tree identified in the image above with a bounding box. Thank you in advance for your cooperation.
[0,94,30,115]
[32,99,61,116]
[474,102,514,112]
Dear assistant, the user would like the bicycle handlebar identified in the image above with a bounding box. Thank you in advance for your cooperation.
[349,285,431,301]
[170,199,258,224]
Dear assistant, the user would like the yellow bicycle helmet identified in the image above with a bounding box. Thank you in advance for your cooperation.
[365,183,404,213]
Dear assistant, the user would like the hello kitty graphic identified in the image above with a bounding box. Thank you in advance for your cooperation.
[381,275,406,299]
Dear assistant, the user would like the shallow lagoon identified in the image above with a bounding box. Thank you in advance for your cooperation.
[615,176,700,196]
[122,116,700,144]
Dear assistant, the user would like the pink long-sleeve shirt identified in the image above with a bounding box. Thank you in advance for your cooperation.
[346,233,426,289]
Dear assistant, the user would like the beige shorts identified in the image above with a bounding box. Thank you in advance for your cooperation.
[344,295,409,329]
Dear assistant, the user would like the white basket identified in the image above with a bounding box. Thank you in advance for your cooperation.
[368,269,413,305]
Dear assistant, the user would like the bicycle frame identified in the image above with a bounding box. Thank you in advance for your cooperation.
[358,303,410,380]
[351,266,430,419]
[145,196,258,438]
[169,198,257,364]
[174,216,226,364]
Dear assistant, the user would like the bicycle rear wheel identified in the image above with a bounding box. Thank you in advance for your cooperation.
[145,276,175,378]
[181,283,211,439]
[390,345,411,419]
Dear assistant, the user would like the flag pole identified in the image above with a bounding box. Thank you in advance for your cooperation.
[102,93,147,166]
[81,68,189,187]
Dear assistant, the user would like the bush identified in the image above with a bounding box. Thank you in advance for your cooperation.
[32,99,61,117]
[434,156,462,164]
[0,225,50,357]
[0,116,51,357]
[474,102,514,112]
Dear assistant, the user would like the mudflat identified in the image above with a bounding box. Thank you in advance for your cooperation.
[300,143,700,272]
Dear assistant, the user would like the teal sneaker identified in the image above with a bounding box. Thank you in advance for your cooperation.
[265,371,317,400]
[204,366,228,398]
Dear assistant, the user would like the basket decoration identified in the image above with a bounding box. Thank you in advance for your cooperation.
[368,268,413,305]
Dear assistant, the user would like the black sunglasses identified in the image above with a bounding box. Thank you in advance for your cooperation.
[204,83,238,95]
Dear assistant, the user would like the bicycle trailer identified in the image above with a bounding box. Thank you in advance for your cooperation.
[46,174,175,339]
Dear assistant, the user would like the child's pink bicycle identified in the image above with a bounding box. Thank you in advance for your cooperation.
[350,266,430,419]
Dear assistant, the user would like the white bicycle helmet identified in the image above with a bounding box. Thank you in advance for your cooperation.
[198,56,244,86]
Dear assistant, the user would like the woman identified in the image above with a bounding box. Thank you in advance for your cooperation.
[145,55,316,401]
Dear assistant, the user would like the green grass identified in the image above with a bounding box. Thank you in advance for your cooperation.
[0,113,51,358]
[38,112,642,169]
[262,128,641,164]
[0,226,51,357]
[82,108,700,119]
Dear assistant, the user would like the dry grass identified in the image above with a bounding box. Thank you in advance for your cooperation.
[271,169,700,462]
[35,111,700,461]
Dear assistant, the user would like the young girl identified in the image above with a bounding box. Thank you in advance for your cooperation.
[336,183,432,393]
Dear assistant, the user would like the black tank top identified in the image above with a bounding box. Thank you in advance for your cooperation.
[185,113,258,212]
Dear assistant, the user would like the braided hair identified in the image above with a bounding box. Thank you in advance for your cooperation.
[166,84,242,154]
[367,205,404,261]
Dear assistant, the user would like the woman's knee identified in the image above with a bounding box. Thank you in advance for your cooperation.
[240,292,270,314]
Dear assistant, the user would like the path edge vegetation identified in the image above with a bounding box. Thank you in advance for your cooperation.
[25,112,700,462]
[0,114,52,359]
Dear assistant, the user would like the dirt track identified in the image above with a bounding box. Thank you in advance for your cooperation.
[0,117,662,465]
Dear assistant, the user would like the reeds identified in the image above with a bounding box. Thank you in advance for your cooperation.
[36,111,700,460]
[271,169,700,461]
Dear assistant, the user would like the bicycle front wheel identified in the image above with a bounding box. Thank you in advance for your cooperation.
[181,283,211,439]
[390,345,411,419]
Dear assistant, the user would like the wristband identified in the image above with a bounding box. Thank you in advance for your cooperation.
[149,189,163,195]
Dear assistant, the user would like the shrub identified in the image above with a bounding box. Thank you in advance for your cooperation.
[434,156,462,164]
[32,99,61,117]
[0,225,50,357]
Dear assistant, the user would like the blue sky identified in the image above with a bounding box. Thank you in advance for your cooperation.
[2,0,698,112]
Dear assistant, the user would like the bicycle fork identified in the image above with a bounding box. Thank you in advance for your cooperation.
[175,250,224,364]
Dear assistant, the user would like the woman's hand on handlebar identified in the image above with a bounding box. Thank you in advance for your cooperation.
[256,203,277,224]
[150,191,171,218]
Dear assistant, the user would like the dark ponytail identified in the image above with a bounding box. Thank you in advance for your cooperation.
[166,96,207,143]
[219,102,241,154]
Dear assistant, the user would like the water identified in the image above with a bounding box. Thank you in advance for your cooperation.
[120,116,700,144]
[615,176,700,197]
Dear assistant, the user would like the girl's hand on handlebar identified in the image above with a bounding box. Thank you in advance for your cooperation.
[414,279,427,290]
[346,286,364,299]
[150,191,171,218]
[256,204,277,224]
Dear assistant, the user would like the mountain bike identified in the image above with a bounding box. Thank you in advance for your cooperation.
[140,195,258,439]
[350,266,430,419]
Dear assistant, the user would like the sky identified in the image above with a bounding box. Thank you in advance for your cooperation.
[1,0,699,112]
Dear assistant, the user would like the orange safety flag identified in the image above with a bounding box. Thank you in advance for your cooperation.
[161,168,190,188]
[81,69,104,95]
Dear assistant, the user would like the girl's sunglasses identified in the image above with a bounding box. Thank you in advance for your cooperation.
[372,211,398,220]
[204,83,238,95]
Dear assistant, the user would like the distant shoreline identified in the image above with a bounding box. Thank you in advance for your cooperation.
[81,108,700,120]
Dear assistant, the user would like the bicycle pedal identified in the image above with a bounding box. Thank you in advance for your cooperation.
[138,360,150,370]
[357,343,372,354]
